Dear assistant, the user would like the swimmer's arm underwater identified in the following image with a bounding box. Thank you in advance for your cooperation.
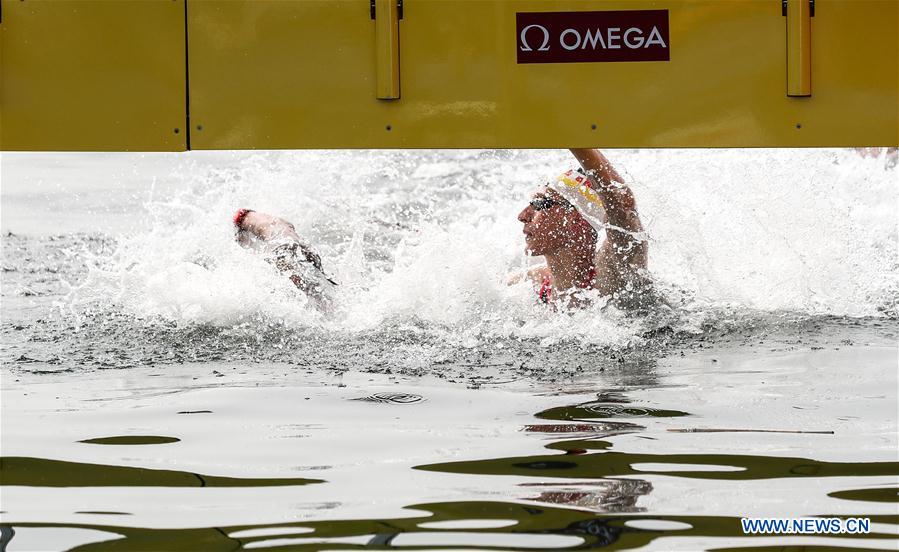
[569,148,647,270]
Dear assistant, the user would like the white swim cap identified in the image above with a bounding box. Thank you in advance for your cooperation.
[545,169,607,234]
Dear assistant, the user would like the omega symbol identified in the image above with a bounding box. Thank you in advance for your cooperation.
[519,24,551,52]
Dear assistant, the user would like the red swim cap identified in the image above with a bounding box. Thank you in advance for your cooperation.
[233,208,253,228]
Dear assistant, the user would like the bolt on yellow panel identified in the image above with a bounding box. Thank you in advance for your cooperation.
[0,0,187,151]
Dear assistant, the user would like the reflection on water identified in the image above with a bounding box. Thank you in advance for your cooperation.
[2,372,897,549]
[3,502,896,551]
[828,487,899,504]
[0,457,322,488]
[418,448,899,481]
[352,392,425,404]
[78,436,181,445]
[519,479,654,512]
[538,403,689,420]
[535,392,690,421]
[3,397,897,549]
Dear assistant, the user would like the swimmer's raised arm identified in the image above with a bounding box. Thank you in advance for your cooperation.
[569,148,646,269]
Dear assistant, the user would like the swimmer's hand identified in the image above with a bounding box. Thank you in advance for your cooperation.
[506,272,525,286]
[506,266,549,287]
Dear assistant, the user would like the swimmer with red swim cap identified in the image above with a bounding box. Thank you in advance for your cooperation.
[233,209,337,308]
[509,149,650,308]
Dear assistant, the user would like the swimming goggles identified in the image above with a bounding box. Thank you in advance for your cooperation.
[530,197,573,211]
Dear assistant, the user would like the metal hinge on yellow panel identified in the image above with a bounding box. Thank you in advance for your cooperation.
[783,0,814,97]
[371,0,404,99]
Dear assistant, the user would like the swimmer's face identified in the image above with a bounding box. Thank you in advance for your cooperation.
[235,229,254,247]
[518,189,585,256]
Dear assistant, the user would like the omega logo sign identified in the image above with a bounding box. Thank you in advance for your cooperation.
[516,10,670,64]
[520,25,667,51]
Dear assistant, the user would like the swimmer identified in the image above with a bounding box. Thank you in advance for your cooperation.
[232,208,337,307]
[509,148,650,308]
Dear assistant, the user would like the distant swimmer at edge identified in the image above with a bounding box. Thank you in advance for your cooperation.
[232,148,652,310]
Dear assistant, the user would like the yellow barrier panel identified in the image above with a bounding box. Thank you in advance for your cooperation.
[182,0,899,149]
[0,0,186,151]
[2,0,896,151]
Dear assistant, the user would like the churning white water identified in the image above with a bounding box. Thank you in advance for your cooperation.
[2,149,896,359]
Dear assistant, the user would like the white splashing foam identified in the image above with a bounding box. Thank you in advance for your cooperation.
[70,149,896,346]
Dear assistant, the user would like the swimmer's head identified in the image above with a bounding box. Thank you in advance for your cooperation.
[233,208,253,229]
[544,169,607,234]
[233,208,254,246]
[518,187,597,257]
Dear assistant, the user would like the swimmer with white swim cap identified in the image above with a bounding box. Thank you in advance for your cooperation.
[509,148,650,308]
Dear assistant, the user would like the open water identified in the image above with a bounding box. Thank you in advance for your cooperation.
[1,149,897,550]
